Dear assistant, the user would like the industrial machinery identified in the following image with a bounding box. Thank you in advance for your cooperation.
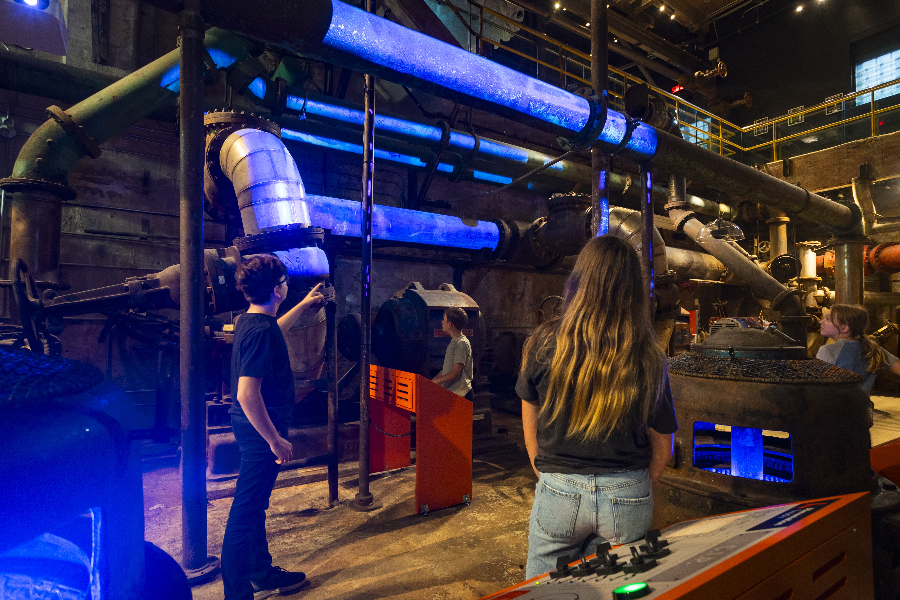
[0,347,190,599]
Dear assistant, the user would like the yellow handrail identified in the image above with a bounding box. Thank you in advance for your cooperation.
[435,0,900,160]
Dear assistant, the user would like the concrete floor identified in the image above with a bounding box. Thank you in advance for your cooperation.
[143,396,900,599]
[144,412,537,600]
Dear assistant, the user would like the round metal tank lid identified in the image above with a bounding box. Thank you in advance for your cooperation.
[692,326,807,360]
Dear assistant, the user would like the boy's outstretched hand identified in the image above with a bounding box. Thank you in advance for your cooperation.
[301,283,326,312]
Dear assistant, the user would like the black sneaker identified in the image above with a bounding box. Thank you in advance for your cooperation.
[251,566,308,599]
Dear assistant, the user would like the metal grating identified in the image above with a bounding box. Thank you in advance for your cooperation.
[0,347,104,407]
[670,353,861,384]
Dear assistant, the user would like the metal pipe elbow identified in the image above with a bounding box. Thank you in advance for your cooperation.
[219,128,311,235]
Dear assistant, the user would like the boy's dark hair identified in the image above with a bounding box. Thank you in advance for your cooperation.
[236,254,287,305]
[444,307,468,331]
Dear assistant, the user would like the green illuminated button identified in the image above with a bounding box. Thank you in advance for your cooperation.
[613,581,650,599]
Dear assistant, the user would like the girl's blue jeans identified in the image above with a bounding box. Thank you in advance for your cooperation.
[526,469,653,579]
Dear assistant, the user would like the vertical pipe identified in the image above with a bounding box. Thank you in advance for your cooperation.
[641,162,654,302]
[178,7,215,577]
[590,0,609,236]
[834,241,865,305]
[326,243,339,506]
[355,0,376,509]
[767,211,789,259]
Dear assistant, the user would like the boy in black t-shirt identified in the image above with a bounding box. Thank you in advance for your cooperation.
[222,254,324,600]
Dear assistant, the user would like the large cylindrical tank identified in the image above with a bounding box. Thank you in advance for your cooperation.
[372,282,484,379]
[654,326,872,528]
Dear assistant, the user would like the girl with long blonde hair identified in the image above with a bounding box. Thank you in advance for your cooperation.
[517,236,677,578]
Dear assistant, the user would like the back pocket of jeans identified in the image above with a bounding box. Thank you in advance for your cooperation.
[535,481,581,539]
[611,494,652,545]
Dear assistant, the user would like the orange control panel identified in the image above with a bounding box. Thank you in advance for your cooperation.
[483,492,872,600]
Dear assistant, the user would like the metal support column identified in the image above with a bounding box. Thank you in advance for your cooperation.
[641,162,654,303]
[834,240,866,306]
[354,0,376,511]
[326,242,339,506]
[178,7,219,583]
[590,0,609,236]
[767,210,790,260]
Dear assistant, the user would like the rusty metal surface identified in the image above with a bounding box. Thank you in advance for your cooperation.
[654,370,872,528]
[653,129,859,233]
[670,353,859,383]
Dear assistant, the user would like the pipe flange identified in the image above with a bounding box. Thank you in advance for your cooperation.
[233,224,325,255]
[556,91,607,152]
[668,210,696,234]
[825,201,864,237]
[204,110,281,136]
[46,105,102,159]
[765,216,791,224]
[491,219,513,260]
[664,198,690,211]
[868,242,900,274]
[0,177,77,200]
[770,287,801,312]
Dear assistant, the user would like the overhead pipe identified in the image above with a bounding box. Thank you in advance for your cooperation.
[131,0,852,234]
[0,28,256,282]
[816,243,900,277]
[666,186,807,343]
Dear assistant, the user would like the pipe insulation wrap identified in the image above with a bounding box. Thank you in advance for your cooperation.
[609,206,668,277]
[275,247,330,280]
[305,195,500,251]
[220,129,311,235]
[321,0,591,133]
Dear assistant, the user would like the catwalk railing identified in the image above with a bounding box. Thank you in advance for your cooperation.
[434,0,900,165]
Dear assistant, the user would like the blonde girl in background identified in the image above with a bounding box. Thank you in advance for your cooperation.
[516,236,677,578]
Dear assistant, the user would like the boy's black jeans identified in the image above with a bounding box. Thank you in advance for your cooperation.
[221,413,286,600]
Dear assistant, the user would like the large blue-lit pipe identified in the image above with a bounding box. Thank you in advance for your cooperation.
[289,95,591,184]
[301,1,658,161]
[306,195,499,251]
[217,128,499,252]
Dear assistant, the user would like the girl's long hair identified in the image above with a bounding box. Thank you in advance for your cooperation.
[522,236,666,442]
[829,304,885,372]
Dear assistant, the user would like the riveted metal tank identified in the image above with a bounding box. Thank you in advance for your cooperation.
[653,325,872,528]
[372,282,484,378]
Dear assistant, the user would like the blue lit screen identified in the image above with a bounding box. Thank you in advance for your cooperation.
[693,421,793,482]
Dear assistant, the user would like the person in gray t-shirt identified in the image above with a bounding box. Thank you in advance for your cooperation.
[432,307,473,399]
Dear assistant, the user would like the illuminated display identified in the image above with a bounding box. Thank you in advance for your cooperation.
[693,421,793,482]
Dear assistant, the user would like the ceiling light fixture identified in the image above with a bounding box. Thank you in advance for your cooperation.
[670,13,675,19]
[554,2,560,8]
[659,4,666,11]
[586,22,590,26]
[796,4,803,10]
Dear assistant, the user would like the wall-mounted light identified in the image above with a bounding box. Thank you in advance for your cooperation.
[670,13,675,19]
[659,4,666,10]
[796,4,803,11]
[554,2,559,8]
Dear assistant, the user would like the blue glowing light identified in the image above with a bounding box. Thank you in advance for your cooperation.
[281,129,457,172]
[595,112,658,161]
[448,132,476,152]
[478,139,528,163]
[323,0,591,132]
[597,171,610,236]
[297,98,443,144]
[305,195,500,251]
[274,246,330,279]
[472,170,513,185]
[248,77,267,99]
[731,426,764,480]
[159,64,180,92]
[207,48,238,70]
[24,0,38,5]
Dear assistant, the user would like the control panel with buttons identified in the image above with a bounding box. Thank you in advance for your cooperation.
[481,493,872,600]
